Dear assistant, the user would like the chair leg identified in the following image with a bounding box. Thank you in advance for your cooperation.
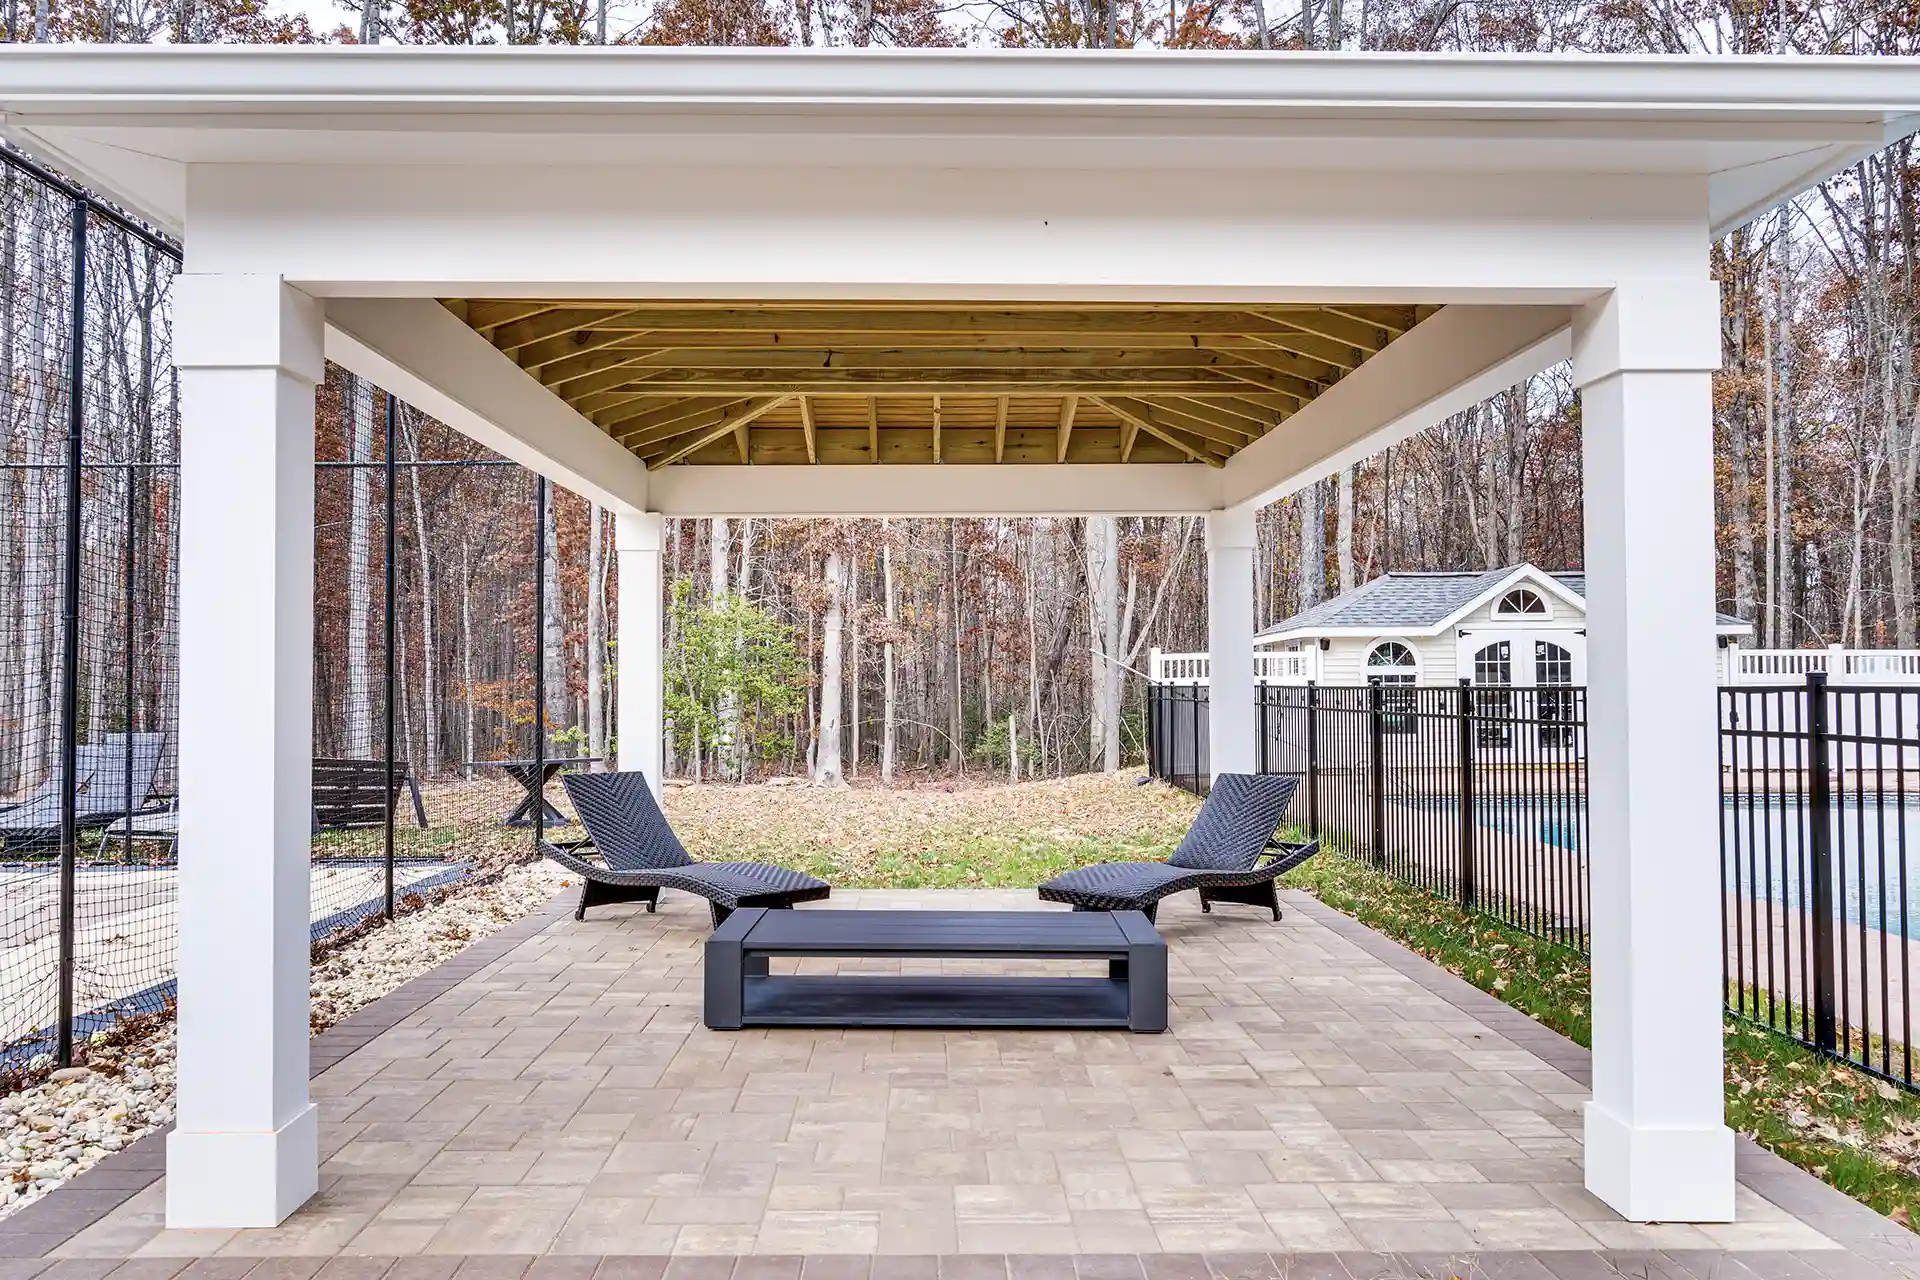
[577,880,659,921]
[711,901,731,929]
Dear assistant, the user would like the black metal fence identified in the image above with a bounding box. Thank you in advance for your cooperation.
[1723,674,1920,1088]
[1150,672,1920,1088]
[0,146,593,1073]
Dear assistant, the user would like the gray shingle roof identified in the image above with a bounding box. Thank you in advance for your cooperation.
[1253,566,1746,639]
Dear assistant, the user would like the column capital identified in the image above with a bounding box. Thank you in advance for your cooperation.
[1571,279,1720,389]
[1206,507,1257,550]
[173,275,324,385]
[613,509,664,554]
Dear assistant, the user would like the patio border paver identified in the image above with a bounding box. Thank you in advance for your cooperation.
[2,886,1918,1277]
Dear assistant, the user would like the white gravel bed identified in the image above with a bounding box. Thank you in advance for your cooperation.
[0,857,568,1223]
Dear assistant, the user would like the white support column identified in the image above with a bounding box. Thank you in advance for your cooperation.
[1206,508,1257,780]
[167,276,323,1228]
[615,510,665,797]
[1574,280,1734,1223]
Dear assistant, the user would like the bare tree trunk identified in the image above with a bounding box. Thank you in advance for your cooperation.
[881,522,897,785]
[814,546,846,786]
[459,539,476,780]
[709,517,731,780]
[1296,479,1325,610]
[1085,516,1121,773]
[542,489,566,745]
[948,522,964,772]
[849,547,861,779]
[1336,467,1356,594]
[586,502,606,771]
[404,413,438,772]
[344,374,375,757]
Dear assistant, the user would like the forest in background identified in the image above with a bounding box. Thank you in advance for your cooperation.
[1,0,1917,786]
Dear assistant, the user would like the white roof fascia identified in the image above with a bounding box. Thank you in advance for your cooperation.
[1425,565,1587,635]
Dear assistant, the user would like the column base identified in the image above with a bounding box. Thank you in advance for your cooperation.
[1584,1100,1734,1222]
[165,1102,318,1228]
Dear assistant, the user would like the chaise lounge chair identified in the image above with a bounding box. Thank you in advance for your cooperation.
[543,770,832,927]
[1037,773,1317,923]
[0,732,168,854]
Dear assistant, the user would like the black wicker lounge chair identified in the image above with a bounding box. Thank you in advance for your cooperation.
[1037,773,1317,923]
[543,770,832,927]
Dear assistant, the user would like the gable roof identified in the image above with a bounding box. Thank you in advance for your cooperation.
[1255,564,1750,641]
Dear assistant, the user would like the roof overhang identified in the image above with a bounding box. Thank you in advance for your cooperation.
[3,48,1920,239]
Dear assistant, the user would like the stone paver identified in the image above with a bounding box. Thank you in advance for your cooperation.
[9,885,1920,1274]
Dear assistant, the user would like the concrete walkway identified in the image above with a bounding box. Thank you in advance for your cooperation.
[5,886,1918,1278]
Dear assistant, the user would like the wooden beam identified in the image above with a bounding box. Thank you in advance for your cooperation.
[461,300,563,333]
[1089,397,1221,468]
[1056,395,1078,463]
[606,396,744,440]
[1103,397,1250,449]
[1248,309,1394,352]
[1148,397,1273,442]
[515,319,655,372]
[649,396,791,470]
[583,372,1275,395]
[1197,340,1342,386]
[618,401,756,453]
[994,396,1008,464]
[868,398,879,464]
[800,396,817,464]
[487,304,641,351]
[468,306,1387,340]
[544,346,1261,374]
[932,395,943,463]
[1120,413,1139,463]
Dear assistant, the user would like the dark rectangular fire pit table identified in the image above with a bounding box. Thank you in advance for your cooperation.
[704,908,1167,1032]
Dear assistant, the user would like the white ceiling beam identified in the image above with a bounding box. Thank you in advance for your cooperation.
[649,463,1221,518]
[325,296,650,513]
[1221,304,1572,514]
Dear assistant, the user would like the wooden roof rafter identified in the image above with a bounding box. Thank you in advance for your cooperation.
[447,297,1431,467]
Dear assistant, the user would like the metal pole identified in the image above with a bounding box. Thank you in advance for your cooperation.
[383,394,398,918]
[1807,671,1837,1055]
[1457,678,1476,910]
[1368,682,1386,868]
[55,196,86,1067]
[1305,681,1320,841]
[533,474,547,847]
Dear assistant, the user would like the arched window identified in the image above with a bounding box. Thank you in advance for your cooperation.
[1366,641,1419,734]
[1494,587,1549,619]
[1366,640,1419,682]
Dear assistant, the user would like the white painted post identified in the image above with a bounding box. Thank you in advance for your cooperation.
[1206,508,1257,780]
[167,276,323,1228]
[1573,280,1734,1223]
[615,510,665,797]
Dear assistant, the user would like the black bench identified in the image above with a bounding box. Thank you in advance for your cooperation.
[704,908,1167,1033]
[312,758,428,832]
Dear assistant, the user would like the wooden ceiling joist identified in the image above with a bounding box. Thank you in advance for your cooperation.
[449,297,1430,467]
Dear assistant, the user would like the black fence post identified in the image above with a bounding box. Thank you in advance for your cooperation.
[1457,678,1476,911]
[1256,685,1269,775]
[55,194,87,1068]
[1305,681,1320,841]
[1806,670,1837,1056]
[1146,684,1159,780]
[533,474,548,847]
[1368,682,1386,867]
[383,393,398,919]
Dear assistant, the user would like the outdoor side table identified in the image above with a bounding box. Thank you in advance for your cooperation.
[705,908,1167,1033]
[469,757,600,828]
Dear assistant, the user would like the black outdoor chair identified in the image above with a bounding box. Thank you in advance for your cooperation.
[0,731,168,853]
[1037,773,1318,923]
[543,770,832,927]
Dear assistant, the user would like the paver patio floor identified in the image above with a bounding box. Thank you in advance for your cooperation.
[29,886,1920,1274]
